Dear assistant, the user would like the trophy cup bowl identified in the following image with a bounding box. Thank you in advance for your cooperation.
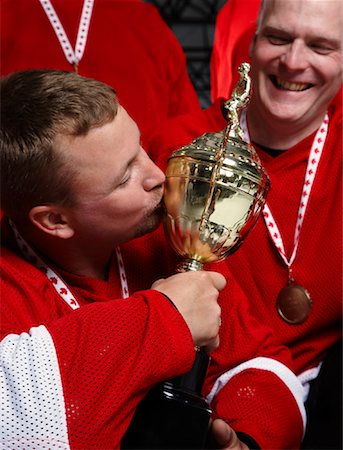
[163,132,270,272]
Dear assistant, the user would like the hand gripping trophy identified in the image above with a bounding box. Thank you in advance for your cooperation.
[122,63,270,449]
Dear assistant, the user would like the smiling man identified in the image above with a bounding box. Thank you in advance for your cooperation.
[247,0,343,149]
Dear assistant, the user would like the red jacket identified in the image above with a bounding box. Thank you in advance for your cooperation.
[0,0,201,151]
[210,0,261,101]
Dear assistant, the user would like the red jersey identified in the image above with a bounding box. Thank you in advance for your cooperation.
[1,221,195,449]
[0,0,201,150]
[1,219,306,449]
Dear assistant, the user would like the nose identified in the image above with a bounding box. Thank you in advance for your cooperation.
[141,149,166,191]
[280,39,309,71]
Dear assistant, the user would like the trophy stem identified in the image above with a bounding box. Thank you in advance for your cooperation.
[176,258,204,272]
[170,348,210,393]
[121,350,212,449]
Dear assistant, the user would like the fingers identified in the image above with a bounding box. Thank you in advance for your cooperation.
[206,271,227,292]
[151,270,226,352]
[152,270,226,292]
[202,333,220,354]
[211,419,249,450]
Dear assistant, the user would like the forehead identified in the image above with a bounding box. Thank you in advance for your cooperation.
[55,105,140,177]
[261,0,343,40]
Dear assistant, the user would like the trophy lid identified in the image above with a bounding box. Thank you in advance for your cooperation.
[168,62,269,188]
[169,131,268,186]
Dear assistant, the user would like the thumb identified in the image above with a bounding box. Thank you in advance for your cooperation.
[207,271,227,291]
[212,418,234,447]
[211,418,248,449]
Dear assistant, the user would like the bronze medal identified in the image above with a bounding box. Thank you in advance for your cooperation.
[276,284,312,324]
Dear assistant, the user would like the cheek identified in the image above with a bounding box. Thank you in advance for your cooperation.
[252,41,277,66]
[251,48,278,88]
[113,194,145,220]
[76,198,121,226]
[322,64,343,86]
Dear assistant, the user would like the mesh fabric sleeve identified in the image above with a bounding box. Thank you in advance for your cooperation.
[1,290,194,449]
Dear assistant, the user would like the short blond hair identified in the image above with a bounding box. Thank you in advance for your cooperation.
[1,69,118,221]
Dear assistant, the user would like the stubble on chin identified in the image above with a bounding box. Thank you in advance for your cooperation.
[134,201,165,239]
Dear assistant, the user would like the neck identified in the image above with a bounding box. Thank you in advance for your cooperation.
[15,223,112,280]
[48,247,112,280]
[246,106,326,150]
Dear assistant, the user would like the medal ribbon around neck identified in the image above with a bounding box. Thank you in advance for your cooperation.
[240,109,329,271]
[39,0,94,71]
[9,220,129,311]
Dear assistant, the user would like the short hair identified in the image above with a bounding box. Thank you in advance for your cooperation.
[256,0,268,34]
[0,69,118,222]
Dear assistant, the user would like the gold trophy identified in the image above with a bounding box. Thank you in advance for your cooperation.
[163,62,269,272]
[122,63,270,449]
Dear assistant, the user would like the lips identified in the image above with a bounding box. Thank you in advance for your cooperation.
[270,75,313,91]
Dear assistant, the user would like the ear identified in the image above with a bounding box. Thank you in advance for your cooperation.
[29,205,75,239]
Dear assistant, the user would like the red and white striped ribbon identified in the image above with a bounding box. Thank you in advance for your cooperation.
[240,109,329,268]
[39,0,94,67]
[10,220,129,311]
[115,247,129,299]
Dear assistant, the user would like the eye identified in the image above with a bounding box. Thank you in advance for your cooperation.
[116,152,140,189]
[118,171,131,187]
[267,34,291,46]
[308,42,335,55]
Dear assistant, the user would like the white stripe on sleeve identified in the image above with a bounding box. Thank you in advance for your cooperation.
[206,357,307,433]
[1,325,70,449]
